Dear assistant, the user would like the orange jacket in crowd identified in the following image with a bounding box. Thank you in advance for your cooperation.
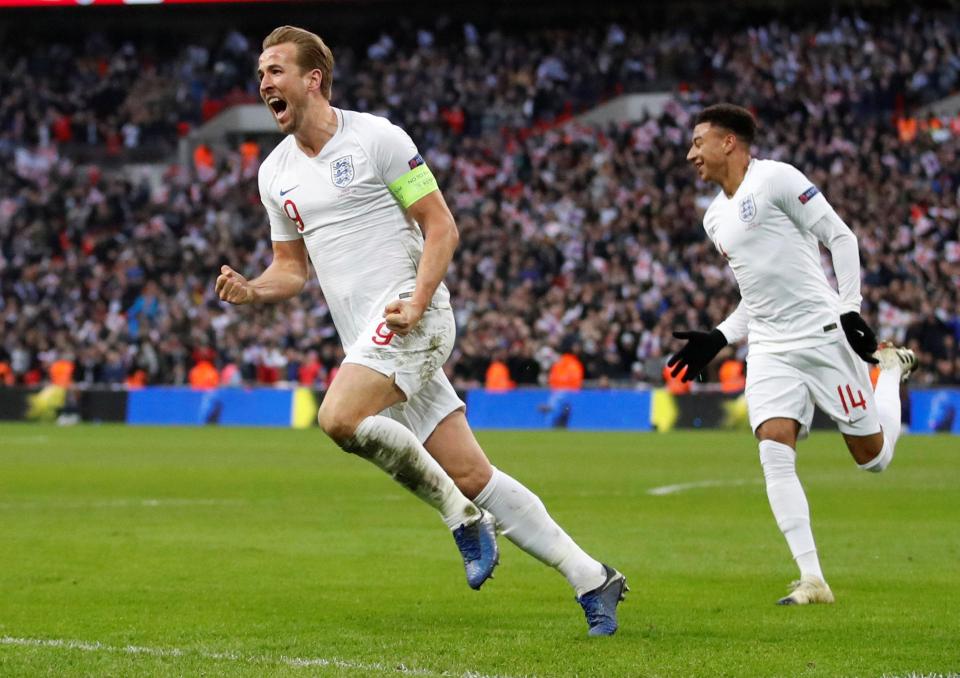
[548,353,584,390]
[662,363,691,395]
[49,359,75,387]
[0,361,13,386]
[193,143,214,171]
[239,140,260,171]
[718,358,746,393]
[189,360,220,389]
[485,360,515,390]
[126,370,147,389]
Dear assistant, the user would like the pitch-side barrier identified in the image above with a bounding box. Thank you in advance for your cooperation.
[0,386,954,433]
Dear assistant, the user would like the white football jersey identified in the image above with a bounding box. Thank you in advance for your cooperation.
[259,108,450,349]
[703,158,840,354]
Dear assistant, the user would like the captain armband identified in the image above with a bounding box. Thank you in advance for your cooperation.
[387,164,439,208]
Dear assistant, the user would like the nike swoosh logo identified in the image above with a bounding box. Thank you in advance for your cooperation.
[279,185,299,196]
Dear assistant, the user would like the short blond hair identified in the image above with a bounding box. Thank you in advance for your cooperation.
[263,25,334,99]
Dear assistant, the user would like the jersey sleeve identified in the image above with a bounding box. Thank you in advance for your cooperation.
[368,120,439,209]
[808,210,863,314]
[259,163,301,242]
[769,163,831,231]
[716,301,749,344]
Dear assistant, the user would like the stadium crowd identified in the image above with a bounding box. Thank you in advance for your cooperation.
[1,8,958,391]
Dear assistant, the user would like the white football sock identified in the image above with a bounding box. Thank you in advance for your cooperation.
[473,467,606,596]
[759,440,824,581]
[345,416,480,530]
[858,368,902,473]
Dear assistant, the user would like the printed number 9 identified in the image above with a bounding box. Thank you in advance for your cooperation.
[283,199,305,232]
[372,322,396,346]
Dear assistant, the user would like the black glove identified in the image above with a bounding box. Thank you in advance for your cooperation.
[668,329,728,382]
[840,311,879,364]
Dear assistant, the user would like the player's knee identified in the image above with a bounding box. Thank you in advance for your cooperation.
[756,421,797,447]
[317,404,360,446]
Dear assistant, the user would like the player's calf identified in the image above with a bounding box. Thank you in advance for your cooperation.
[843,431,891,472]
[856,436,893,473]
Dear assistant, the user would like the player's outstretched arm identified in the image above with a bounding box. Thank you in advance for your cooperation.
[216,239,309,305]
[809,211,878,363]
[383,190,458,335]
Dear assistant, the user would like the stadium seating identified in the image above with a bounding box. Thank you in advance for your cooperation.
[0,8,957,388]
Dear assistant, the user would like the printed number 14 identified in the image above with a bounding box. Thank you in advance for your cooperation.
[837,384,867,415]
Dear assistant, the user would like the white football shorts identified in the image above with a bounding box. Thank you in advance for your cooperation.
[342,305,465,442]
[745,338,881,439]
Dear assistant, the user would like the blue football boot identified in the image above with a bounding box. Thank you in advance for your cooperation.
[452,510,499,590]
[577,564,628,636]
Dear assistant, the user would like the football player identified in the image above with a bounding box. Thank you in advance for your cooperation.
[672,103,917,604]
[216,25,626,635]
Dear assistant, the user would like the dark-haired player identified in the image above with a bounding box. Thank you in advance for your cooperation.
[671,103,917,605]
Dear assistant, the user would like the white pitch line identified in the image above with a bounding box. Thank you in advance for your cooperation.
[0,636,526,678]
[647,478,761,496]
[0,498,243,510]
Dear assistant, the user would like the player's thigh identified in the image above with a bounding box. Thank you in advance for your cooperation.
[318,363,405,437]
[387,370,465,442]
[746,352,813,442]
[424,409,493,499]
[342,306,456,400]
[802,341,881,442]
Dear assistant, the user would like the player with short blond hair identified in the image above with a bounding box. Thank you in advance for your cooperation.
[215,25,626,635]
[671,103,917,605]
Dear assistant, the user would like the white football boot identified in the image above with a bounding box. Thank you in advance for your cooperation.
[777,574,835,605]
[874,342,918,383]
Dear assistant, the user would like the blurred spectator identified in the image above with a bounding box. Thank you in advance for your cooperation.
[49,354,75,388]
[188,358,219,389]
[485,353,515,391]
[549,352,585,390]
[663,363,691,395]
[298,350,326,388]
[718,356,745,394]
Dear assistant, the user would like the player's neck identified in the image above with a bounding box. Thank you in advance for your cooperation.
[294,102,338,157]
[719,155,751,197]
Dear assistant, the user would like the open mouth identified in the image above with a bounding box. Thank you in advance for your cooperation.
[267,96,288,121]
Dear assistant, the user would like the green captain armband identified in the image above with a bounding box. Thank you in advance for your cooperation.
[388,164,439,208]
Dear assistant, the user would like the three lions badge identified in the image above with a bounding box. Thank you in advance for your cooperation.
[331,155,355,188]
[738,194,756,223]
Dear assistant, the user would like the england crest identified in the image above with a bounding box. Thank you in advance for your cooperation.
[738,194,756,223]
[331,155,355,188]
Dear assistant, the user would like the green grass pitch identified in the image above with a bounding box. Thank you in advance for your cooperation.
[0,423,957,677]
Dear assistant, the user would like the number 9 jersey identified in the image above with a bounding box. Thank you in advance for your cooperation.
[258,108,452,352]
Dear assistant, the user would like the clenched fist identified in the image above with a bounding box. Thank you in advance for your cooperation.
[383,299,424,336]
[215,265,257,305]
